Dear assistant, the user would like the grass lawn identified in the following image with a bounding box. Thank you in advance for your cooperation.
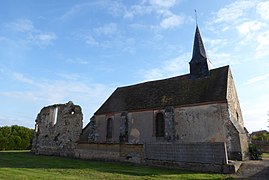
[262,153,269,158]
[0,150,230,180]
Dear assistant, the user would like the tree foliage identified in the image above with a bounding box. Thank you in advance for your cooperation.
[0,125,34,150]
[249,144,262,160]
[251,132,269,141]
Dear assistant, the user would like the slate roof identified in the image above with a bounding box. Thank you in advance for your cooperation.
[95,65,229,115]
[191,25,207,61]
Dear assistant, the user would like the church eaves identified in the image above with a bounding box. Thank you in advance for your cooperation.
[189,25,210,79]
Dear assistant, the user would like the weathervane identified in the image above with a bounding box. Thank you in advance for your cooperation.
[195,9,198,26]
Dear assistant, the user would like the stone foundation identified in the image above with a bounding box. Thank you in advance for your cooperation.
[74,142,144,163]
[74,142,239,173]
[145,142,228,164]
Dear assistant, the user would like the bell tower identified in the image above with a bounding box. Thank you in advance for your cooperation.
[189,26,210,79]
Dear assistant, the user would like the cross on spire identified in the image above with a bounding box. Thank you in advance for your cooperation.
[195,9,198,26]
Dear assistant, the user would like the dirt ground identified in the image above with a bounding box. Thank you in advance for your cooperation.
[231,157,269,179]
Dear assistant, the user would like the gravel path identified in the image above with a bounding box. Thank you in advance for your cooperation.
[232,158,269,179]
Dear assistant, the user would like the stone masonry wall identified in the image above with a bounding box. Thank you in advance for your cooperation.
[226,68,249,160]
[83,102,246,161]
[74,142,237,173]
[74,143,144,163]
[32,101,83,157]
[145,142,228,165]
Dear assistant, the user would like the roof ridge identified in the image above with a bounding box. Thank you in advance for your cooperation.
[118,65,229,90]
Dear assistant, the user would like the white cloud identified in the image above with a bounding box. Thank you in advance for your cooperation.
[0,36,8,42]
[141,53,189,81]
[122,0,183,30]
[212,0,255,24]
[127,3,153,17]
[241,94,269,132]
[56,73,86,81]
[143,68,164,81]
[1,71,115,126]
[149,0,177,8]
[206,50,236,67]
[245,73,269,85]
[256,1,269,20]
[59,2,94,21]
[204,38,227,48]
[59,1,128,20]
[256,29,269,48]
[72,26,137,51]
[6,19,34,32]
[34,33,56,42]
[106,1,128,17]
[72,31,99,47]
[160,14,184,29]
[67,58,89,65]
[30,32,57,45]
[12,72,34,84]
[256,29,269,58]
[206,0,269,63]
[5,19,57,46]
[94,23,118,35]
[237,21,265,35]
[8,72,113,103]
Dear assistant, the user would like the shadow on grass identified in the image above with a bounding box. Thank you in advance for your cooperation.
[0,151,201,177]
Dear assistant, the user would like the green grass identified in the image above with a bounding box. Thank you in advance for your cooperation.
[0,150,230,179]
[262,153,269,158]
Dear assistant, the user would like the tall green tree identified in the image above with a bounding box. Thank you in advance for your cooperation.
[0,125,34,150]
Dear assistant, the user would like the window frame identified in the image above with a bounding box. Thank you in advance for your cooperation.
[155,112,165,137]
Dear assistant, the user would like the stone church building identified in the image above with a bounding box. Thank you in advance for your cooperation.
[32,26,249,173]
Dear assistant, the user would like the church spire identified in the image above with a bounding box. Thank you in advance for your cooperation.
[192,26,207,60]
[189,25,210,79]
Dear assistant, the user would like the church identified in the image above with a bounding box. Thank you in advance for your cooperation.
[79,25,249,161]
[32,25,249,173]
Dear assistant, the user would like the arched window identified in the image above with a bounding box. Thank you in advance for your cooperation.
[106,118,113,139]
[155,113,165,137]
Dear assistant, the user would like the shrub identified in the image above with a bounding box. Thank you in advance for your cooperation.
[249,143,262,160]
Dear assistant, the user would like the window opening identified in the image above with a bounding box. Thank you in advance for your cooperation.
[106,118,113,139]
[53,107,58,126]
[156,112,165,137]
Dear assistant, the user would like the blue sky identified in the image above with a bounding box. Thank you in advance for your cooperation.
[0,0,269,132]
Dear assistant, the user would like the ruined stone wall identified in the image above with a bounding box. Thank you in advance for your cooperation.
[32,101,83,157]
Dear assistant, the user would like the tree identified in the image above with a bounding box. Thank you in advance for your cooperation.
[0,125,34,150]
[252,132,269,141]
